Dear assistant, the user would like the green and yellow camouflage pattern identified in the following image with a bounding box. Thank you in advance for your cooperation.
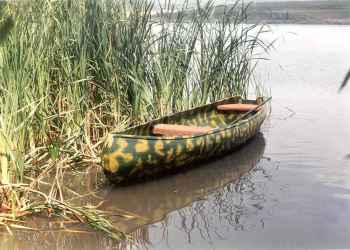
[101,96,268,184]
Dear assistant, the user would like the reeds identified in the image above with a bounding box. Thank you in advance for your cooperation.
[0,0,268,238]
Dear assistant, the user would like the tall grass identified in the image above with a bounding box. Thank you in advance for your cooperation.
[0,0,268,237]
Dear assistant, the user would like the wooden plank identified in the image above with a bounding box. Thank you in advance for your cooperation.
[153,124,213,136]
[217,103,258,112]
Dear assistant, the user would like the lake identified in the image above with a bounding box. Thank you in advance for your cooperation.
[1,24,350,250]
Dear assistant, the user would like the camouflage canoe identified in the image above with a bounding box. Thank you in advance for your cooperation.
[101,96,269,184]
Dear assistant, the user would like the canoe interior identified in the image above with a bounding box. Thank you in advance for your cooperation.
[115,96,262,137]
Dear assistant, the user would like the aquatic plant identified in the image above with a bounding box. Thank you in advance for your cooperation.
[0,0,268,238]
[339,69,350,91]
[0,2,13,43]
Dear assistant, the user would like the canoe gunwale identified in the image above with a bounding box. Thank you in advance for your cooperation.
[108,96,268,141]
[108,109,265,141]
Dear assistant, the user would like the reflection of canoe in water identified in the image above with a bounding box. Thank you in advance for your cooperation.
[101,96,268,184]
[102,134,266,233]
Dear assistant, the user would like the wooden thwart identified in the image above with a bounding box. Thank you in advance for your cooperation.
[153,124,213,136]
[217,103,258,112]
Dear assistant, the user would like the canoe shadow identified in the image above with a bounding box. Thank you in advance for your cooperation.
[101,132,266,233]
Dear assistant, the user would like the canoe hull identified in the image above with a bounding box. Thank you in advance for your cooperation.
[102,97,268,184]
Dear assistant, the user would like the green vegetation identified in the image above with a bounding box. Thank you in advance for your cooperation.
[0,0,268,239]
[0,2,14,44]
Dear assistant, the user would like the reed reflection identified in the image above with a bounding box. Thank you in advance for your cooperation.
[0,225,149,250]
[0,133,267,250]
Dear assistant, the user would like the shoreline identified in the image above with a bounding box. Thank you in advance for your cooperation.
[215,0,350,25]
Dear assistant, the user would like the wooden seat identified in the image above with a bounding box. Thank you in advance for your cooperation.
[217,103,258,112]
[153,124,212,136]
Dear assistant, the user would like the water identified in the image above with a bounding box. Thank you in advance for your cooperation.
[1,25,350,249]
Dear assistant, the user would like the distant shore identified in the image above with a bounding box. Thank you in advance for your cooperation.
[215,0,350,25]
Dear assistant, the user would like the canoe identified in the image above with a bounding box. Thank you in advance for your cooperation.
[101,96,269,184]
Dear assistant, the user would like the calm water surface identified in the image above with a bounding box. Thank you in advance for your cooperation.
[2,25,350,250]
